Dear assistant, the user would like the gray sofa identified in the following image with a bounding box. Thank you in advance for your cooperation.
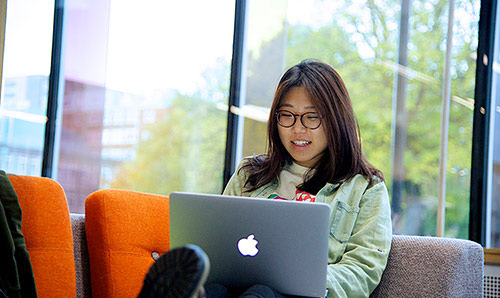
[70,214,484,298]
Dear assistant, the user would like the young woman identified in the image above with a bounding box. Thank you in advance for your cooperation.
[139,59,392,298]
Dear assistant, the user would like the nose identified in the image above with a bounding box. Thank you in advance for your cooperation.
[291,117,307,133]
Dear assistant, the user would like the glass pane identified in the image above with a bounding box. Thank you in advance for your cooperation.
[59,0,235,213]
[489,2,500,248]
[491,83,500,247]
[491,100,500,248]
[0,0,54,176]
[241,0,479,237]
[239,0,288,158]
[445,0,479,239]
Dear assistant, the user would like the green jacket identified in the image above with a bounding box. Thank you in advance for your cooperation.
[223,159,392,298]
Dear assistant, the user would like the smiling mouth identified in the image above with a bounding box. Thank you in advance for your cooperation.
[292,140,311,146]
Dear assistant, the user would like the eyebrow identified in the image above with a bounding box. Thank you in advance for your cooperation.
[280,103,316,110]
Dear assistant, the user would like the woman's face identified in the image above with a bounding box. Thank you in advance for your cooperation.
[277,86,328,168]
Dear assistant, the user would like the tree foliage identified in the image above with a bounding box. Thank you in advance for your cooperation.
[283,0,477,237]
[111,0,478,238]
[111,94,227,195]
[243,0,477,237]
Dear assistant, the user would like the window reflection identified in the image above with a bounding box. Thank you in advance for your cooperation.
[241,0,478,238]
[489,47,500,248]
[57,0,235,213]
[0,0,54,176]
[0,0,484,239]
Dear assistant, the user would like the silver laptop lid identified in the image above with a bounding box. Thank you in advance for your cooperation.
[169,192,330,297]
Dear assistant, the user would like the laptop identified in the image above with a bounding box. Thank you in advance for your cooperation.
[169,192,331,297]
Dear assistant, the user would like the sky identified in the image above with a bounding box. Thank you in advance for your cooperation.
[103,0,341,95]
[2,0,54,78]
[104,0,236,95]
[1,0,481,97]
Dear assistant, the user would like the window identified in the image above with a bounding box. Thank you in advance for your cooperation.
[487,0,500,248]
[52,0,235,213]
[0,0,54,176]
[0,0,491,242]
[491,93,500,247]
[237,0,479,237]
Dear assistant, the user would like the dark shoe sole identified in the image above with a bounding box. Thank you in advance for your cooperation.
[138,244,210,298]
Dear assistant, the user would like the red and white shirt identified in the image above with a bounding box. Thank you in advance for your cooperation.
[268,162,316,202]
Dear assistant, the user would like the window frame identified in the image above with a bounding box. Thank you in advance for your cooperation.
[223,0,247,188]
[42,0,65,178]
[470,0,497,247]
[37,0,495,246]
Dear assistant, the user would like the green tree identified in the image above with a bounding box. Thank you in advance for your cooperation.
[110,0,478,238]
[282,0,477,238]
[111,93,227,195]
[111,58,231,195]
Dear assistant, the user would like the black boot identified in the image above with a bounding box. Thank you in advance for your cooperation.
[138,245,210,298]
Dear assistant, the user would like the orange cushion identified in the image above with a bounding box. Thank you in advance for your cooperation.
[8,175,76,298]
[85,189,170,298]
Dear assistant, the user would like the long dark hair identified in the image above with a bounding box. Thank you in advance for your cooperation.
[241,59,383,194]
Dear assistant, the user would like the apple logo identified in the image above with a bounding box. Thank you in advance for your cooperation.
[237,234,259,257]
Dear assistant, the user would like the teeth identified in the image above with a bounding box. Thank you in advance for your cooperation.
[292,140,311,146]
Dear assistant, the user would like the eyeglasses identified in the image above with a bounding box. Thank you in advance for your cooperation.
[275,110,322,129]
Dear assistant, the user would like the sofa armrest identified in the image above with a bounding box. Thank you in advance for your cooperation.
[71,213,92,298]
[371,235,484,297]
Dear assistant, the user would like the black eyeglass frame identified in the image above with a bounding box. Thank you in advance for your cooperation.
[275,110,323,129]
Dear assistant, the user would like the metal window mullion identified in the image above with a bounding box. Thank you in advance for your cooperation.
[470,0,497,246]
[437,0,455,237]
[390,0,410,223]
[223,0,248,189]
[42,0,65,178]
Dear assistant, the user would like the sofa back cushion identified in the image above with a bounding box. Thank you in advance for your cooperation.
[9,175,76,298]
[370,235,484,297]
[85,189,169,298]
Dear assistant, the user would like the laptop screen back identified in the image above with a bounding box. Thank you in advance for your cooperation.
[169,192,330,297]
